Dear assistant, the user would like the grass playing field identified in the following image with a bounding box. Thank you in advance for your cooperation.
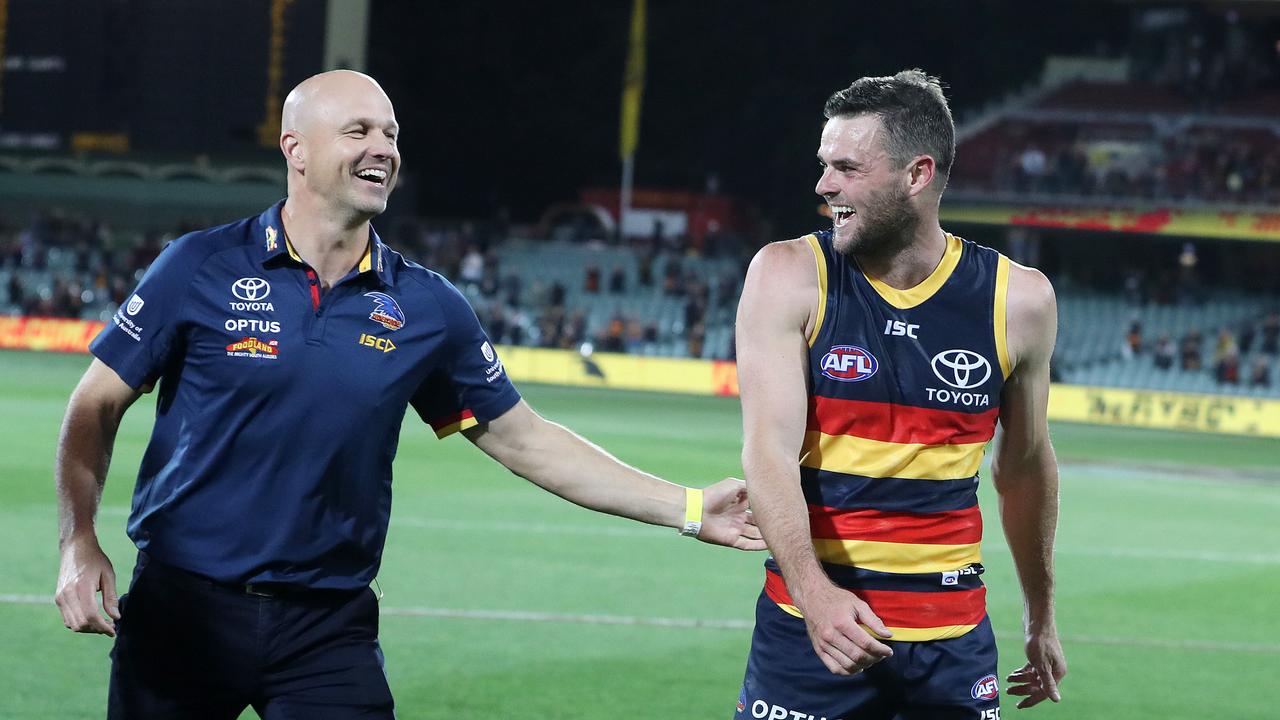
[0,348,1277,719]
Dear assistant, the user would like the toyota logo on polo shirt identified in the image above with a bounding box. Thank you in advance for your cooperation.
[930,349,991,389]
[232,278,271,302]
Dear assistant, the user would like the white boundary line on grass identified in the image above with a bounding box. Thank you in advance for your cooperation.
[94,507,1280,565]
[6,593,1277,655]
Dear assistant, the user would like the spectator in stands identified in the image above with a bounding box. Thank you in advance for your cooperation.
[1017,144,1048,193]
[6,275,21,308]
[1180,328,1203,371]
[1250,356,1272,389]
[1261,311,1279,355]
[687,321,706,359]
[1215,348,1240,385]
[1122,321,1143,359]
[458,244,485,290]
[663,257,685,296]
[600,314,626,353]
[584,264,601,294]
[1153,334,1175,370]
[608,265,627,294]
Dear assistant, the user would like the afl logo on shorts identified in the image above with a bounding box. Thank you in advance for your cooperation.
[971,674,1000,700]
[820,345,878,382]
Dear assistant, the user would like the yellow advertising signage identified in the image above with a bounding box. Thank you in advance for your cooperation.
[1048,384,1280,439]
[0,316,105,353]
[940,204,1280,244]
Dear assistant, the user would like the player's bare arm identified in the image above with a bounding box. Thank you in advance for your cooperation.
[461,400,765,551]
[737,239,894,676]
[992,262,1067,709]
[54,359,142,637]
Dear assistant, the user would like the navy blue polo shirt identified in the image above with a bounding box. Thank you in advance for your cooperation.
[91,200,521,590]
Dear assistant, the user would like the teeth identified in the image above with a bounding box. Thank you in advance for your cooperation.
[356,168,387,182]
[830,205,853,214]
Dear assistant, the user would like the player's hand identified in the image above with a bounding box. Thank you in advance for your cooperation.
[798,582,894,676]
[1006,628,1066,709]
[54,535,120,637]
[696,477,766,551]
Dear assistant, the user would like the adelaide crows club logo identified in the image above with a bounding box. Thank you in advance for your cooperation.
[820,345,878,382]
[363,292,405,331]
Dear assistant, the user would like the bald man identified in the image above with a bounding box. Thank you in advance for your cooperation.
[54,70,763,719]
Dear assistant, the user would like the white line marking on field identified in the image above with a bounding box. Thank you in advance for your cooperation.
[94,506,1280,565]
[7,593,1276,654]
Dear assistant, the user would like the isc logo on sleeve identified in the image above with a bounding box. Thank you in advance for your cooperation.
[820,345,878,382]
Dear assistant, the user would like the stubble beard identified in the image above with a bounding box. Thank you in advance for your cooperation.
[833,185,919,260]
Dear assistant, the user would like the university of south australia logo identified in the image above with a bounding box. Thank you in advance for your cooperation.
[820,345,878,382]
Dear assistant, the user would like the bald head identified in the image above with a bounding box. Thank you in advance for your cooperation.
[282,70,393,134]
[279,70,400,219]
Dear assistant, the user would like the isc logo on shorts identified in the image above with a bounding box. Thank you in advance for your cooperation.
[820,345,878,382]
[971,674,999,700]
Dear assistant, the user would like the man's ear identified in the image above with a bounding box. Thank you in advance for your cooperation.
[906,155,937,198]
[281,132,305,173]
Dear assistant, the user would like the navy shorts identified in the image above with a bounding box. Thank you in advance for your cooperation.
[108,553,395,719]
[735,592,1000,720]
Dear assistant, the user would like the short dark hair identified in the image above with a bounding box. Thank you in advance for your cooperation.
[823,69,955,181]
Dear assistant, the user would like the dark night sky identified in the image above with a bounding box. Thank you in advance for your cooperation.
[370,1,1132,235]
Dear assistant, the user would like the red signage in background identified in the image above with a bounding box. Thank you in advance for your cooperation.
[0,317,105,353]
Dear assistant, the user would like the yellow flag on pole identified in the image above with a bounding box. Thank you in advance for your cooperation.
[619,0,646,161]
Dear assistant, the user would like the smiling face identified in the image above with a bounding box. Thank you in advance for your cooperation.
[281,71,401,219]
[814,114,919,257]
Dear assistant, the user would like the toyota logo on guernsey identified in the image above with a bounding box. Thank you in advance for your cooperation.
[232,278,271,302]
[820,345,878,382]
[931,349,991,390]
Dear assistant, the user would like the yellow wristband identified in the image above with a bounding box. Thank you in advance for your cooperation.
[679,487,703,537]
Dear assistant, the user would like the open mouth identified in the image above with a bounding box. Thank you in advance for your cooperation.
[354,167,388,187]
[830,204,855,228]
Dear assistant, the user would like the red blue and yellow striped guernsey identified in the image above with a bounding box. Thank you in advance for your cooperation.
[763,229,1012,642]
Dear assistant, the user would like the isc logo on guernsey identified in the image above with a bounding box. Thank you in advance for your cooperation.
[820,345,878,382]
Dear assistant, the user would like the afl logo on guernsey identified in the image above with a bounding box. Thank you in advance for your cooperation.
[821,345,879,382]
[972,674,1000,700]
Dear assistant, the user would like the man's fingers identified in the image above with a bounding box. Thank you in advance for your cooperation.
[101,570,121,621]
[1037,662,1062,702]
[852,606,894,641]
[1015,692,1050,710]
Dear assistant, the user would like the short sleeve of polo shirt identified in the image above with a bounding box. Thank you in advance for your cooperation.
[411,279,521,438]
[89,238,199,390]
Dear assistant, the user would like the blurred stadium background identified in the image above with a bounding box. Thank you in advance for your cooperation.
[0,1,1277,718]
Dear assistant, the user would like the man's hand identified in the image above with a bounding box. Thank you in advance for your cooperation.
[55,536,120,637]
[799,582,894,676]
[695,477,766,551]
[1006,629,1066,709]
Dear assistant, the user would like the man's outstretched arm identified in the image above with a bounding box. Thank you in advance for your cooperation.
[54,358,142,637]
[992,263,1067,709]
[737,240,893,676]
[462,400,765,551]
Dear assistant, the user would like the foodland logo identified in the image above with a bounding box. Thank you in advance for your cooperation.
[225,337,279,356]
[971,674,1000,701]
[820,345,878,382]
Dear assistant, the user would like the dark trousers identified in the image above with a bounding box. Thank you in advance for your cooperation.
[108,553,395,719]
[735,592,1000,720]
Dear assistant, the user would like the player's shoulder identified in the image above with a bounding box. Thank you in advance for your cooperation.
[148,216,258,273]
[747,232,825,283]
[1006,259,1056,319]
[385,248,473,313]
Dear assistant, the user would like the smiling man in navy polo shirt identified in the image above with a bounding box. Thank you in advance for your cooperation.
[54,70,763,719]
